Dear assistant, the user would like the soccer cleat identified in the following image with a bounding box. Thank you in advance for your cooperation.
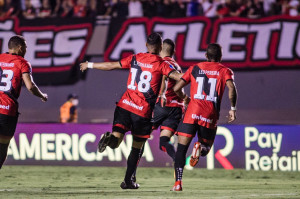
[120,181,140,189]
[190,142,201,167]
[98,132,111,153]
[171,180,182,191]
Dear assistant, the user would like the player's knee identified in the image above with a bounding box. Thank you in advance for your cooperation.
[108,134,120,149]
[200,144,211,157]
[159,136,170,152]
[132,136,147,143]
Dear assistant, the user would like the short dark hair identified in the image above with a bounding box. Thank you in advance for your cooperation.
[162,39,175,55]
[206,43,222,62]
[8,35,26,49]
[147,32,162,46]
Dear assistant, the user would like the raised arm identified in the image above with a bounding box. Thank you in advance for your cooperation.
[80,61,121,72]
[22,73,48,102]
[226,79,237,123]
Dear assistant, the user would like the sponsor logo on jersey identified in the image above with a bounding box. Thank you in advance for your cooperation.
[192,113,212,123]
[0,104,10,110]
[122,99,143,110]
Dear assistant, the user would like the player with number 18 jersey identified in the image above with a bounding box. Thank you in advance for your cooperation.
[117,53,175,119]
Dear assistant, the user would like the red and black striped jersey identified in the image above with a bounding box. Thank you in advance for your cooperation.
[117,53,175,118]
[181,62,234,129]
[0,53,31,116]
[162,56,183,108]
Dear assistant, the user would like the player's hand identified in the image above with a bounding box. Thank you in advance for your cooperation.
[80,61,88,72]
[183,95,190,108]
[159,95,166,107]
[41,93,48,102]
[227,110,236,123]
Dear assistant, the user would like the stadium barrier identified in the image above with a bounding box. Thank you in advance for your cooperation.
[6,123,300,172]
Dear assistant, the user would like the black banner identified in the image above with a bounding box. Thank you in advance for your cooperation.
[0,17,94,85]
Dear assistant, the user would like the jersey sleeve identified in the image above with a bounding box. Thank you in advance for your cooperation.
[119,54,134,69]
[21,61,32,74]
[181,66,193,83]
[160,61,176,77]
[224,68,234,81]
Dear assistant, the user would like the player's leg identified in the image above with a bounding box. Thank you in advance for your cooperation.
[160,129,175,161]
[120,113,152,189]
[198,126,217,156]
[189,126,216,167]
[159,107,182,162]
[98,107,129,152]
[0,114,18,169]
[121,136,146,189]
[172,122,196,191]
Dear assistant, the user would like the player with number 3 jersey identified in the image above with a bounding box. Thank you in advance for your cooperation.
[0,35,48,170]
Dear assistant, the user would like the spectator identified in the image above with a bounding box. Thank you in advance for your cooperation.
[170,0,186,18]
[59,0,73,17]
[38,0,52,18]
[270,0,282,15]
[0,0,21,19]
[247,0,265,18]
[128,0,143,17]
[88,0,97,17]
[263,0,276,16]
[162,0,173,18]
[73,0,88,17]
[60,94,79,123]
[217,0,231,18]
[111,0,129,18]
[202,0,220,18]
[186,0,200,17]
[22,0,36,19]
[288,0,299,16]
[143,0,157,18]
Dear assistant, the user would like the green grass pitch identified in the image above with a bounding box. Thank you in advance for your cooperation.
[0,166,300,198]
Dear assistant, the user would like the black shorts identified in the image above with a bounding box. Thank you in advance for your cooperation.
[112,106,152,138]
[151,103,182,133]
[0,113,18,137]
[176,122,217,147]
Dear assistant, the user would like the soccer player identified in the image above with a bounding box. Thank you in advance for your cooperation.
[0,35,48,169]
[171,43,237,191]
[80,33,182,189]
[152,39,189,162]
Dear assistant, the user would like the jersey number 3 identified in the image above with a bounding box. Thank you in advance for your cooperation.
[194,77,217,102]
[128,68,152,93]
[0,69,14,92]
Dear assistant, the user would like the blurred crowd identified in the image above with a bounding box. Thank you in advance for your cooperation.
[0,0,299,20]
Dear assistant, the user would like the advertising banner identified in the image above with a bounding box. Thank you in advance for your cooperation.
[0,17,94,85]
[6,123,300,171]
[105,16,300,70]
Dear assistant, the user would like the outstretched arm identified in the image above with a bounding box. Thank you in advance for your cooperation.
[80,61,121,72]
[22,73,48,102]
[226,79,237,123]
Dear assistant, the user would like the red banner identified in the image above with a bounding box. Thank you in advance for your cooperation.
[105,16,300,70]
